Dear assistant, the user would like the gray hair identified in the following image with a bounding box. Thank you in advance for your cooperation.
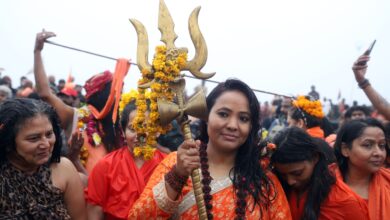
[0,85,12,99]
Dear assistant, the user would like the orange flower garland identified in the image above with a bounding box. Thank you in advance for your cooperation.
[292,95,324,119]
[75,106,101,166]
[133,45,187,160]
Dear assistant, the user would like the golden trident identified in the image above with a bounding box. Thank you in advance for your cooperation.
[130,0,215,219]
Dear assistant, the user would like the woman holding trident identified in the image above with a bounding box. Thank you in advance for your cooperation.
[128,1,291,219]
[129,79,291,219]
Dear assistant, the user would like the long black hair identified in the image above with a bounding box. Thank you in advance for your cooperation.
[271,127,335,220]
[334,118,387,178]
[198,79,274,219]
[0,98,62,165]
[120,100,137,131]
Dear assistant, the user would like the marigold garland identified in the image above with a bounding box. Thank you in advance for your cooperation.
[119,89,151,114]
[76,106,103,166]
[133,45,187,160]
[292,95,324,119]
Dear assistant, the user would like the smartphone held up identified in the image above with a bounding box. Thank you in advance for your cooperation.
[357,40,376,66]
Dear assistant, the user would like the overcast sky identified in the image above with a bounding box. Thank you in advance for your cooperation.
[1,0,389,105]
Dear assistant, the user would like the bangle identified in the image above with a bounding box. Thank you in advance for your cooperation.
[165,165,188,192]
[358,79,370,89]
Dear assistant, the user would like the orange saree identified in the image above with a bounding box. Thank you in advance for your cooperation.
[128,152,292,220]
[367,168,390,220]
[289,165,368,220]
[86,147,166,220]
[333,164,390,220]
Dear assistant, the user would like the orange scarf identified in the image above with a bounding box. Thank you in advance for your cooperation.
[88,59,130,123]
[367,168,390,220]
[333,164,390,220]
[306,126,324,139]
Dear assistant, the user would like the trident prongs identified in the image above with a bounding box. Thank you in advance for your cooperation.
[182,7,216,79]
[129,19,153,74]
[131,0,215,89]
[158,0,178,50]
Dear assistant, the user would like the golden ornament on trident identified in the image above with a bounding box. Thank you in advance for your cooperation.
[130,0,215,219]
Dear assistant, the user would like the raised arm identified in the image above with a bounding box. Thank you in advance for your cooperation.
[352,54,390,120]
[34,30,75,130]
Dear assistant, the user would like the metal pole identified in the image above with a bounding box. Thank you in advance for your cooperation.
[45,40,293,98]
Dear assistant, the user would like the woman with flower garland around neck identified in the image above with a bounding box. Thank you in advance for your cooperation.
[129,79,291,219]
[334,118,390,220]
[270,127,367,220]
[85,100,166,220]
[0,99,86,219]
[34,30,128,173]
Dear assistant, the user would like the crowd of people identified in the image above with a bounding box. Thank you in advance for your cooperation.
[0,30,389,220]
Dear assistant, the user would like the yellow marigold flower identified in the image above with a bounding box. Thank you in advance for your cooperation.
[119,89,139,114]
[177,54,187,68]
[153,60,165,71]
[166,60,175,66]
[146,138,158,147]
[80,145,89,167]
[139,104,148,112]
[92,133,102,146]
[77,121,84,129]
[137,115,146,122]
[133,147,142,157]
[151,83,162,92]
[163,67,172,76]
[156,45,166,54]
[141,68,151,76]
[155,71,165,79]
[141,146,155,161]
[262,130,269,140]
[146,125,157,133]
[150,112,159,121]
[150,102,158,111]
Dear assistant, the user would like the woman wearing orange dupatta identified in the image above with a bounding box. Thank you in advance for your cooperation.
[129,79,291,219]
[270,127,367,220]
[34,30,130,174]
[86,101,166,219]
[334,119,390,220]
